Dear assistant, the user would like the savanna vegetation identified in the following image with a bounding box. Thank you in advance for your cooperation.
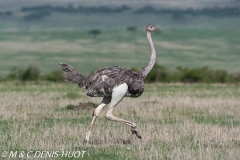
[0,82,239,159]
[0,29,239,81]
[0,3,239,158]
[1,63,240,84]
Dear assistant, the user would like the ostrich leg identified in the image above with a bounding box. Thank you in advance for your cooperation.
[106,83,142,139]
[83,97,111,145]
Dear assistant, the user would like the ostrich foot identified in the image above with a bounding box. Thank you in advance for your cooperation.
[131,127,142,139]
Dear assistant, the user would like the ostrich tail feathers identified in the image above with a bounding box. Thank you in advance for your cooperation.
[58,62,85,87]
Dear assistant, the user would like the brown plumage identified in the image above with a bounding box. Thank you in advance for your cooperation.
[58,64,145,97]
[58,24,158,144]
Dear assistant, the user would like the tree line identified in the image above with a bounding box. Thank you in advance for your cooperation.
[21,4,131,13]
[21,4,131,21]
[1,64,239,84]
[2,4,240,21]
[21,4,240,17]
[134,6,240,17]
[20,4,240,21]
[20,4,117,14]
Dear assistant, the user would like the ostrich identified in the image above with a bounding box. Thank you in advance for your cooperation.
[59,24,158,144]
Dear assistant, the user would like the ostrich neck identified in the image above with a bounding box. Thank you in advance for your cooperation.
[141,31,156,78]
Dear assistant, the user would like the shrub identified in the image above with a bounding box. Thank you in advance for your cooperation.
[127,26,137,32]
[7,66,40,81]
[145,64,168,83]
[145,64,240,83]
[3,64,240,84]
[42,70,64,82]
[211,69,228,83]
[20,66,40,81]
[88,29,101,38]
[176,66,205,83]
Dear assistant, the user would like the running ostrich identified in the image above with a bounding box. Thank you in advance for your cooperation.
[59,24,158,144]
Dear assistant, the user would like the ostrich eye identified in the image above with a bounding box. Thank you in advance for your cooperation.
[150,26,153,28]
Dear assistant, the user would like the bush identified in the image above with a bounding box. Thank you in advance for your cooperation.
[20,66,40,81]
[176,66,205,83]
[5,66,64,82]
[7,66,40,81]
[211,70,228,83]
[127,26,137,32]
[42,70,64,82]
[88,29,101,38]
[144,64,239,84]
[145,64,168,83]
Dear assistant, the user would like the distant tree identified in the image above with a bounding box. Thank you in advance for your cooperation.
[88,29,101,38]
[127,26,137,32]
[0,11,13,16]
[20,66,40,81]
[5,11,13,16]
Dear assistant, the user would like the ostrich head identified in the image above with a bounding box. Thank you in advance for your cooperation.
[146,24,158,32]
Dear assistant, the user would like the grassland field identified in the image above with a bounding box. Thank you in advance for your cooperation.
[0,29,239,77]
[0,2,240,159]
[0,82,240,159]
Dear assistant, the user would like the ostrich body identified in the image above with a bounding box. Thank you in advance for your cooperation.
[59,24,158,144]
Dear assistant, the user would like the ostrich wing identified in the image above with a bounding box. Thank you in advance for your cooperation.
[84,66,144,97]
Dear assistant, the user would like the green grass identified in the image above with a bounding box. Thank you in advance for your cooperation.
[0,82,240,159]
[0,29,239,77]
